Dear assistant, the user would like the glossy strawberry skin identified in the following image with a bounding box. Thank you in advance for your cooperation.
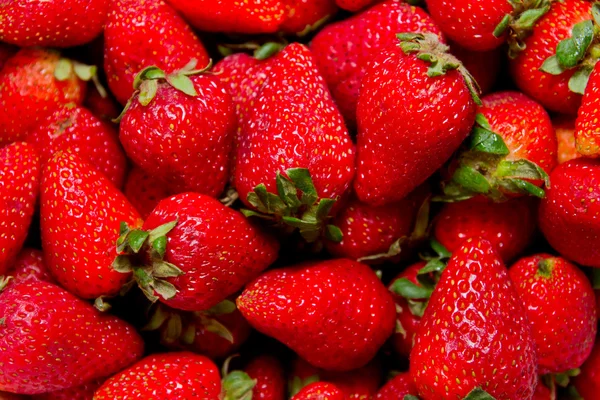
[335,0,379,12]
[355,44,476,206]
[280,0,338,34]
[573,342,600,399]
[375,372,418,400]
[237,259,396,371]
[555,117,584,164]
[93,352,221,399]
[575,62,600,156]
[7,248,54,286]
[40,151,143,299]
[33,379,104,400]
[123,167,170,219]
[27,105,127,189]
[411,238,537,399]
[539,158,600,268]
[509,254,596,374]
[143,192,279,311]
[311,1,443,129]
[292,382,345,400]
[104,0,209,104]
[0,143,40,275]
[510,0,592,115]
[0,281,144,395]
[245,356,286,400]
[450,42,501,95]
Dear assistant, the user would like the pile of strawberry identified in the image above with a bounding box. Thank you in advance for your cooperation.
[4,0,600,399]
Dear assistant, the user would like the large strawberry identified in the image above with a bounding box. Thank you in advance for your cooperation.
[310,1,444,129]
[119,63,236,197]
[572,341,600,399]
[0,0,109,47]
[0,143,40,275]
[575,62,600,156]
[509,254,596,374]
[375,372,418,400]
[237,259,396,371]
[291,382,344,400]
[354,33,477,206]
[410,238,537,399]
[123,167,171,219]
[104,0,209,104]
[34,379,104,400]
[0,281,144,394]
[555,117,583,164]
[245,355,286,400]
[40,151,143,299]
[4,248,54,287]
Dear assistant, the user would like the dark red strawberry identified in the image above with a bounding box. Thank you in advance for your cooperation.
[334,0,380,12]
[119,64,236,197]
[237,259,395,371]
[310,1,444,129]
[572,341,600,399]
[124,167,171,219]
[84,84,121,122]
[291,382,344,400]
[539,158,600,268]
[375,372,418,400]
[6,248,53,286]
[33,379,104,400]
[0,0,109,47]
[575,62,600,156]
[0,143,40,275]
[532,382,553,400]
[280,0,338,35]
[40,151,143,299]
[411,238,537,399]
[355,33,477,206]
[555,117,584,165]
[450,41,502,95]
[104,0,210,104]
[0,281,144,394]
[509,254,596,374]
[245,355,286,400]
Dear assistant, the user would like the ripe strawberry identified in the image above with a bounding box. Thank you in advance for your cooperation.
[509,254,596,374]
[510,0,593,115]
[434,197,536,262]
[310,1,444,129]
[376,372,418,400]
[0,143,40,275]
[532,382,553,400]
[93,352,224,399]
[411,238,537,399]
[280,0,338,35]
[292,382,344,400]
[0,48,87,146]
[450,41,502,95]
[555,117,584,164]
[572,341,600,399]
[104,0,209,104]
[0,0,109,47]
[40,151,143,299]
[575,62,600,156]
[245,355,286,400]
[119,64,236,197]
[0,281,144,394]
[334,0,379,12]
[84,84,121,122]
[6,248,53,286]
[34,379,104,400]
[26,105,127,189]
[355,33,477,206]
[237,259,395,371]
[539,158,600,268]
[124,167,171,219]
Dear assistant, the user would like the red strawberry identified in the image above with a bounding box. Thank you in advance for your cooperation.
[575,62,600,156]
[539,158,600,268]
[124,167,171,219]
[334,0,379,12]
[84,85,121,122]
[434,197,536,262]
[27,105,127,189]
[0,0,109,47]
[375,372,418,400]
[532,382,553,400]
[104,0,209,104]
[573,341,600,399]
[310,1,444,129]
[510,0,593,115]
[40,151,143,299]
[555,117,584,165]
[280,0,338,35]
[450,42,502,95]
[0,43,17,70]
[509,254,596,374]
[0,143,40,275]
[0,393,25,400]
[237,259,396,371]
[245,355,286,400]
[355,33,477,206]
[410,238,537,399]
[33,379,104,400]
[0,281,143,394]
[292,382,344,400]
[0,48,87,146]
[6,248,53,286]
[93,352,222,399]
[119,64,236,197]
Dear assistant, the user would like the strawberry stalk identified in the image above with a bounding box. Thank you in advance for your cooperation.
[54,56,108,98]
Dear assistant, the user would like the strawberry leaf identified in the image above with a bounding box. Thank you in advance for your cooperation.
[389,278,433,300]
[403,396,420,400]
[325,224,343,243]
[540,55,566,75]
[200,316,235,343]
[166,73,198,97]
[222,371,256,400]
[53,58,73,81]
[556,20,594,69]
[206,299,237,315]
[569,66,593,94]
[463,387,496,400]
[451,165,492,194]
[430,239,451,259]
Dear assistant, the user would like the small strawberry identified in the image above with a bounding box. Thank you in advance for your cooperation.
[354,33,478,206]
[554,117,584,165]
[291,382,344,400]
[575,62,600,156]
[0,281,144,394]
[124,167,171,219]
[245,355,286,400]
[0,143,40,275]
[104,0,210,104]
[237,259,396,371]
[411,238,537,399]
[450,41,502,95]
[280,0,338,35]
[375,372,418,400]
[5,248,53,286]
[40,151,143,299]
[33,379,104,400]
[572,341,600,399]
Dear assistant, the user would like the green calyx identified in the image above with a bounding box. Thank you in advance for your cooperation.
[462,388,497,400]
[220,356,257,400]
[541,368,579,398]
[0,276,13,293]
[396,32,481,105]
[54,57,108,99]
[217,41,284,60]
[288,375,320,398]
[241,168,343,244]
[536,258,556,278]
[498,0,553,59]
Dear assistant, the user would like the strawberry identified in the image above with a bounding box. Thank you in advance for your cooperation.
[450,42,502,95]
[0,143,40,275]
[442,91,555,201]
[291,382,344,400]
[532,382,553,400]
[433,197,536,262]
[5,248,53,286]
[33,379,104,400]
[280,1,338,35]
[0,0,109,47]
[334,0,379,12]
[119,63,236,197]
[510,0,593,115]
[310,1,444,129]
[237,258,396,371]
[26,105,127,189]
[245,355,286,400]
[555,117,584,165]
[572,341,600,399]
[410,238,537,399]
[0,48,88,146]
[84,84,121,122]
[104,0,210,104]
[375,372,418,400]
[575,62,600,156]
[124,167,171,219]
[40,151,143,299]
[93,352,224,399]
[0,281,144,394]
[115,192,279,311]
[509,254,596,374]
[539,158,600,268]
[354,33,477,206]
